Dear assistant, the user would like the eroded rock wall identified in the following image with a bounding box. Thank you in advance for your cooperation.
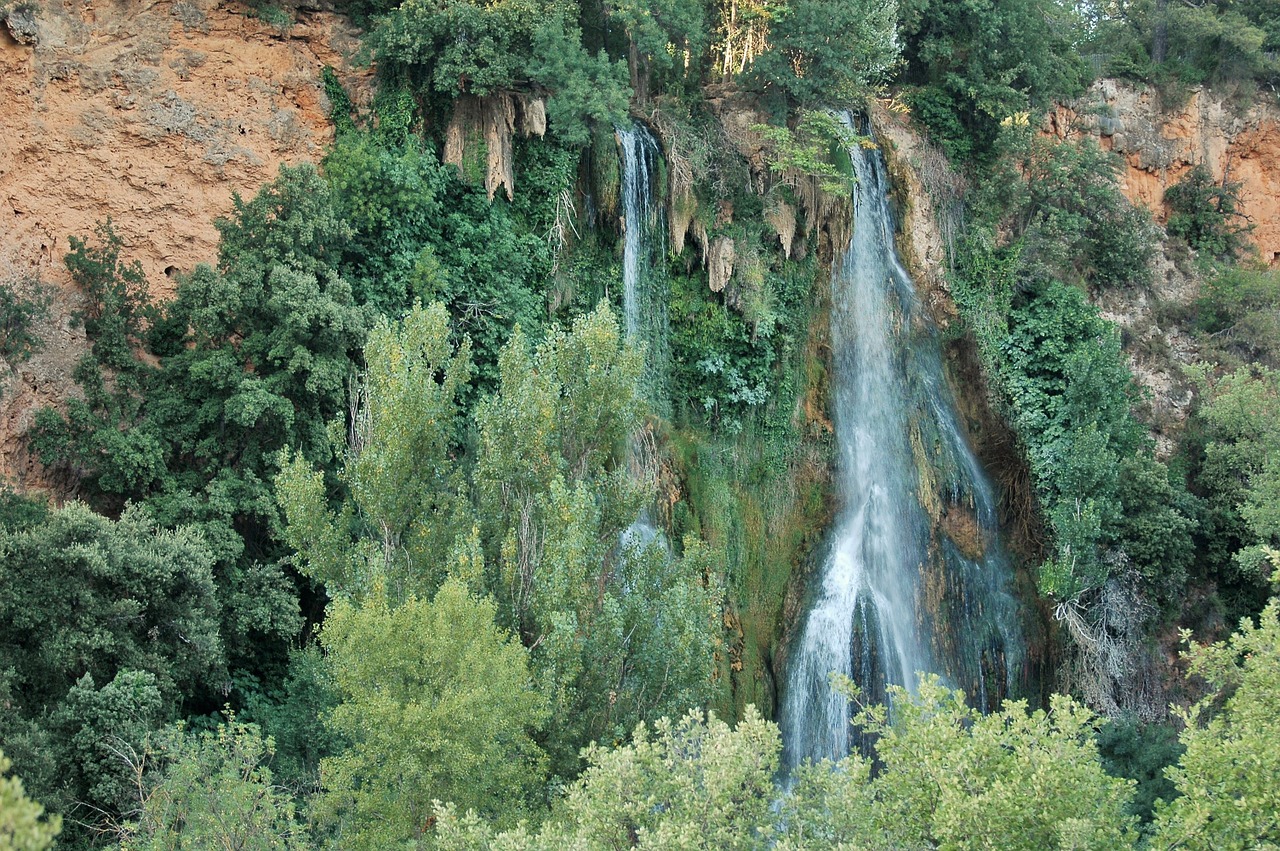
[0,0,369,485]
[1049,80,1280,266]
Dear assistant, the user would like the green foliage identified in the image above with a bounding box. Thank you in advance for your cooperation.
[315,578,548,848]
[0,503,223,837]
[436,678,1137,849]
[1193,365,1280,584]
[995,282,1152,597]
[474,304,645,590]
[898,0,1087,162]
[978,134,1155,292]
[473,305,720,770]
[1083,0,1280,86]
[114,717,307,851]
[434,706,780,849]
[31,222,162,502]
[0,268,49,368]
[753,111,858,194]
[0,503,222,711]
[1195,265,1280,370]
[321,66,356,136]
[525,23,630,147]
[0,750,60,851]
[606,0,709,95]
[953,131,1186,607]
[372,0,628,143]
[1096,717,1183,828]
[1165,165,1252,261]
[235,646,338,790]
[277,301,473,600]
[746,0,901,106]
[65,220,154,373]
[1152,592,1280,850]
[375,0,560,96]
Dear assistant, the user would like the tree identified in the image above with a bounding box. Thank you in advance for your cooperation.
[276,301,473,601]
[852,677,1138,850]
[0,503,222,710]
[605,0,709,97]
[0,750,60,851]
[372,0,629,143]
[1165,164,1251,261]
[897,0,1087,162]
[0,503,222,835]
[113,718,308,851]
[747,0,900,106]
[314,578,548,849]
[473,305,723,770]
[433,678,1137,849]
[1195,365,1280,584]
[1152,589,1280,850]
[433,707,780,850]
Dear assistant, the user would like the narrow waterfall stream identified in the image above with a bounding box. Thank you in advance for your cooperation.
[617,121,668,549]
[781,125,1024,769]
[617,122,659,341]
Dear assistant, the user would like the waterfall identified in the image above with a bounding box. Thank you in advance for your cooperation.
[616,122,669,409]
[617,121,668,550]
[781,120,1024,769]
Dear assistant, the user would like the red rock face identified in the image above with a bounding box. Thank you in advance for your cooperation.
[1049,81,1280,267]
[0,0,371,487]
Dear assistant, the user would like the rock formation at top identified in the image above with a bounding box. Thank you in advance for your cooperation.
[1050,79,1280,266]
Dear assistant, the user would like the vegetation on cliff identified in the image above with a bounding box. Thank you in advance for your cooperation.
[0,0,1278,846]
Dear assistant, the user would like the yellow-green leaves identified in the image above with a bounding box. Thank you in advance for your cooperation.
[316,579,547,849]
[0,751,60,851]
[1152,599,1280,851]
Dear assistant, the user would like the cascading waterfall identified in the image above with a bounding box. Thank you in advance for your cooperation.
[781,119,1024,769]
[617,121,670,396]
[617,121,669,549]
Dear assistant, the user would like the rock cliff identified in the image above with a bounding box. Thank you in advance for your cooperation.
[0,0,368,484]
[1050,80,1280,267]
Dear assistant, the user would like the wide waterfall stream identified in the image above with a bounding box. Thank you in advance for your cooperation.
[781,125,1024,769]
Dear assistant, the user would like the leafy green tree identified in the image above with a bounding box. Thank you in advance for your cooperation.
[0,503,222,837]
[31,222,163,502]
[314,578,548,849]
[323,136,450,316]
[372,0,628,143]
[434,679,1136,849]
[475,304,720,771]
[1152,587,1280,850]
[898,0,1087,162]
[747,0,900,105]
[1165,165,1252,261]
[433,706,780,850]
[0,750,60,851]
[525,21,631,146]
[277,301,473,601]
[113,718,308,851]
[852,678,1138,850]
[0,503,222,710]
[155,164,369,502]
[0,266,50,369]
[53,669,165,824]
[605,0,709,97]
[1194,365,1280,584]
[977,134,1155,292]
[1196,265,1280,370]
[474,303,646,615]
